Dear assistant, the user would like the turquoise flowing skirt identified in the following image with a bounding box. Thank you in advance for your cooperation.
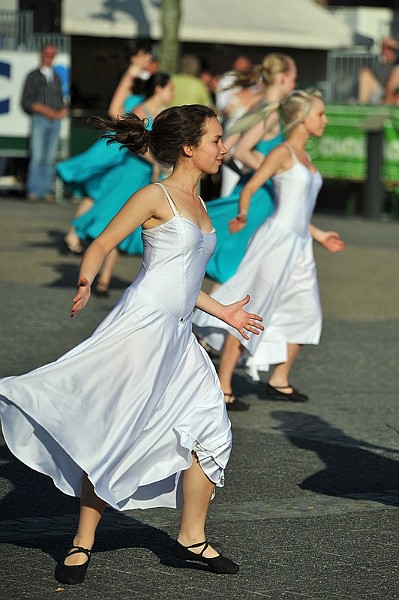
[57,94,150,255]
[56,139,131,201]
[73,155,153,255]
[56,94,144,201]
[206,134,284,283]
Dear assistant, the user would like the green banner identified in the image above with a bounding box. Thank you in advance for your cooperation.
[308,104,399,185]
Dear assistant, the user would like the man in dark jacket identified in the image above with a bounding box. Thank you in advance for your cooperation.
[21,44,67,202]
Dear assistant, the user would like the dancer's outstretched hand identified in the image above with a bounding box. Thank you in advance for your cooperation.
[318,230,345,253]
[219,294,264,340]
[71,276,91,318]
[228,213,247,234]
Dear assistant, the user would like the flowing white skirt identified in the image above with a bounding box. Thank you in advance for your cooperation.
[194,219,322,371]
[0,286,232,511]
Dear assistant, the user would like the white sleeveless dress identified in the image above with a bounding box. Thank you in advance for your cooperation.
[0,183,232,511]
[193,144,323,371]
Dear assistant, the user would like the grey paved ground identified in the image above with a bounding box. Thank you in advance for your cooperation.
[0,197,398,599]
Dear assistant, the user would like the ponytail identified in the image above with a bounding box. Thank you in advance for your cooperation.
[89,104,217,168]
[89,113,149,156]
[227,100,280,136]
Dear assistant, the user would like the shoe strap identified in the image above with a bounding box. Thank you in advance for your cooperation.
[67,545,91,558]
[269,384,291,390]
[185,540,208,555]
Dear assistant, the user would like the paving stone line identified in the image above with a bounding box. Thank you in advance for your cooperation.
[1,490,398,542]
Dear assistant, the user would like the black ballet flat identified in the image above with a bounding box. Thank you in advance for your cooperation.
[264,383,309,403]
[54,545,91,585]
[224,392,249,412]
[172,540,239,574]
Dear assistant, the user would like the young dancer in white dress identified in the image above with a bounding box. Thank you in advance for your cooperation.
[193,91,344,408]
[0,105,264,583]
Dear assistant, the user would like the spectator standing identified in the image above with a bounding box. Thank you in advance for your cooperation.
[21,44,67,203]
[171,54,212,106]
[358,36,399,105]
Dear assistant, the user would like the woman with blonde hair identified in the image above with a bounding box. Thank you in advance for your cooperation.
[194,90,345,410]
[206,53,297,286]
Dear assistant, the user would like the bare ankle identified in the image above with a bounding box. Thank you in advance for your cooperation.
[268,379,289,388]
[177,532,206,547]
[73,535,94,550]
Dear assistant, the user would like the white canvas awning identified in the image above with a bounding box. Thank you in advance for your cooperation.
[62,0,353,50]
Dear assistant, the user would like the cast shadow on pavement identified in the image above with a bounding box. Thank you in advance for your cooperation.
[44,261,130,291]
[271,411,399,507]
[23,229,75,254]
[0,444,208,572]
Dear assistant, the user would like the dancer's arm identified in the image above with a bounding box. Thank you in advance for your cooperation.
[309,224,345,253]
[232,120,267,170]
[108,64,143,119]
[196,291,263,340]
[71,185,164,317]
[233,111,280,170]
[229,144,289,233]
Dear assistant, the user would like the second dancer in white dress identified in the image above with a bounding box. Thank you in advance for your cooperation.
[193,90,345,408]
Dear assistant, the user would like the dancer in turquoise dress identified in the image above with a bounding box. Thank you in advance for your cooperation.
[74,72,174,295]
[206,54,297,284]
[71,127,153,253]
[58,44,154,254]
[57,42,153,201]
[56,107,141,201]
[205,134,283,283]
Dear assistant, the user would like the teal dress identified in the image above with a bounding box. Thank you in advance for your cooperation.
[206,134,284,283]
[56,94,144,201]
[72,111,154,255]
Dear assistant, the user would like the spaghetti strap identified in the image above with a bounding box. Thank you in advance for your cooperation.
[281,142,298,166]
[154,182,207,216]
[154,182,180,216]
[198,196,208,211]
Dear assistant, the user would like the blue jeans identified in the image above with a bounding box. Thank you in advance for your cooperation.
[26,114,61,196]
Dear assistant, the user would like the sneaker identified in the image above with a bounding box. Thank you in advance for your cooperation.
[43,194,56,203]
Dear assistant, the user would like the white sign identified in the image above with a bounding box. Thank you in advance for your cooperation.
[0,51,70,139]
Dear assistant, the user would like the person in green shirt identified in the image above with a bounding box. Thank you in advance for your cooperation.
[171,54,212,106]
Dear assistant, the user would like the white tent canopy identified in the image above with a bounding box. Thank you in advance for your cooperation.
[62,0,353,50]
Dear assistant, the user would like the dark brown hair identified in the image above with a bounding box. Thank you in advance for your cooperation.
[132,71,171,99]
[90,104,217,168]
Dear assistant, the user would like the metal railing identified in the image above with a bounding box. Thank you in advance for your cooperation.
[0,10,33,50]
[26,34,70,54]
[0,10,69,53]
[326,50,378,104]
